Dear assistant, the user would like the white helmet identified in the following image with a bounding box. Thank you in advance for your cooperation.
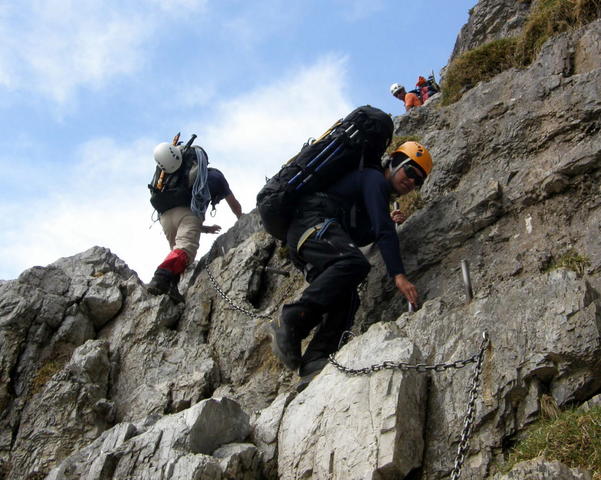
[390,83,404,95]
[153,142,182,173]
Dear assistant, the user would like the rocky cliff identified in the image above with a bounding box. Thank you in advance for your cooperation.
[1,4,600,480]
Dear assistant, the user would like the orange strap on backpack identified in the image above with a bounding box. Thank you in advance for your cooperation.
[156,132,181,191]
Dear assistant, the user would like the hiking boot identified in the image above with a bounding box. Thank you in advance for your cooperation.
[147,268,173,295]
[167,280,184,303]
[297,357,329,392]
[269,304,318,371]
[148,268,184,302]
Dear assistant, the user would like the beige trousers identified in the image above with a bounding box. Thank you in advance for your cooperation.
[159,206,204,260]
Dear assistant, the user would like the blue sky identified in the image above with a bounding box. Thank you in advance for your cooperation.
[0,0,476,282]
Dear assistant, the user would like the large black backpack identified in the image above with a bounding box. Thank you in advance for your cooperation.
[256,105,393,241]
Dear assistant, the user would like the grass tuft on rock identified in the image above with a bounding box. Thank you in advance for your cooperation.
[502,405,601,479]
[442,38,518,105]
[515,0,601,65]
[546,248,591,276]
[442,0,601,105]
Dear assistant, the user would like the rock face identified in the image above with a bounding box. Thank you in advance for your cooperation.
[278,323,427,480]
[450,0,533,60]
[45,396,257,480]
[492,457,593,480]
[0,4,600,480]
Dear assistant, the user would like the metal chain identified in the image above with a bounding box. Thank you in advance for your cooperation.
[204,249,296,320]
[329,332,490,480]
[450,332,489,480]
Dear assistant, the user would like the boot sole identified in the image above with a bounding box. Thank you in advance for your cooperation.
[147,285,166,296]
[147,286,184,303]
[268,322,301,371]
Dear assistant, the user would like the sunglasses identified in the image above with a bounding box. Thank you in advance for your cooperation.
[402,163,425,187]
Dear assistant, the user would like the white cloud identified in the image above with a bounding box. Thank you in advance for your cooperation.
[201,54,351,173]
[0,55,352,282]
[0,137,164,282]
[0,0,207,103]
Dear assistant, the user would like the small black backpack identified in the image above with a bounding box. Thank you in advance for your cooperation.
[256,105,393,241]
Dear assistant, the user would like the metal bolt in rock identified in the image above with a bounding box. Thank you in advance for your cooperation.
[461,260,474,303]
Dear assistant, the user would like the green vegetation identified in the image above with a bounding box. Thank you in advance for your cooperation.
[546,248,591,276]
[515,0,601,65]
[442,0,601,105]
[442,38,517,105]
[502,405,601,479]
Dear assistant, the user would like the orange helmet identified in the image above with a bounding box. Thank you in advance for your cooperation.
[417,76,427,86]
[390,141,433,177]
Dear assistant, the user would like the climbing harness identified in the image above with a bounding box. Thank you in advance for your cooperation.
[329,331,490,480]
[203,243,297,320]
[296,218,336,253]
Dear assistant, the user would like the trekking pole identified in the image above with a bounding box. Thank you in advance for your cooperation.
[288,124,358,189]
[294,125,360,191]
[461,260,473,303]
[313,127,360,174]
[287,138,339,187]
[183,134,197,152]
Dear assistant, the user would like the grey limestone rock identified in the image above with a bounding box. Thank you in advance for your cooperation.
[493,457,593,480]
[450,0,533,61]
[44,396,254,480]
[278,322,427,480]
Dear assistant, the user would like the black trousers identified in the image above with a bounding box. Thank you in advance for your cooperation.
[286,195,371,360]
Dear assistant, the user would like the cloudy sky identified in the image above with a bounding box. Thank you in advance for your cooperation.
[0,0,476,282]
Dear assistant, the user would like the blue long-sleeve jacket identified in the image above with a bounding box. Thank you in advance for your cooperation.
[326,168,405,277]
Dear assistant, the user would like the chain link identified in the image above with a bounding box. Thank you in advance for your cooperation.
[450,332,489,480]
[329,332,490,480]
[204,248,296,320]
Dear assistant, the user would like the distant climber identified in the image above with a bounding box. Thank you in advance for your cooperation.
[416,74,440,103]
[147,136,242,302]
[390,83,422,111]
[269,139,433,391]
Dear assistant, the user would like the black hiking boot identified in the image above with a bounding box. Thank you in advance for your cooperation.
[269,304,318,371]
[148,268,184,303]
[297,357,329,392]
[166,278,184,303]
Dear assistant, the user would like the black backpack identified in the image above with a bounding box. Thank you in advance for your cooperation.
[148,147,200,214]
[256,105,393,241]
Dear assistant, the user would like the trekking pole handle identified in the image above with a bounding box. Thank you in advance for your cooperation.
[183,134,197,152]
[287,138,339,187]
